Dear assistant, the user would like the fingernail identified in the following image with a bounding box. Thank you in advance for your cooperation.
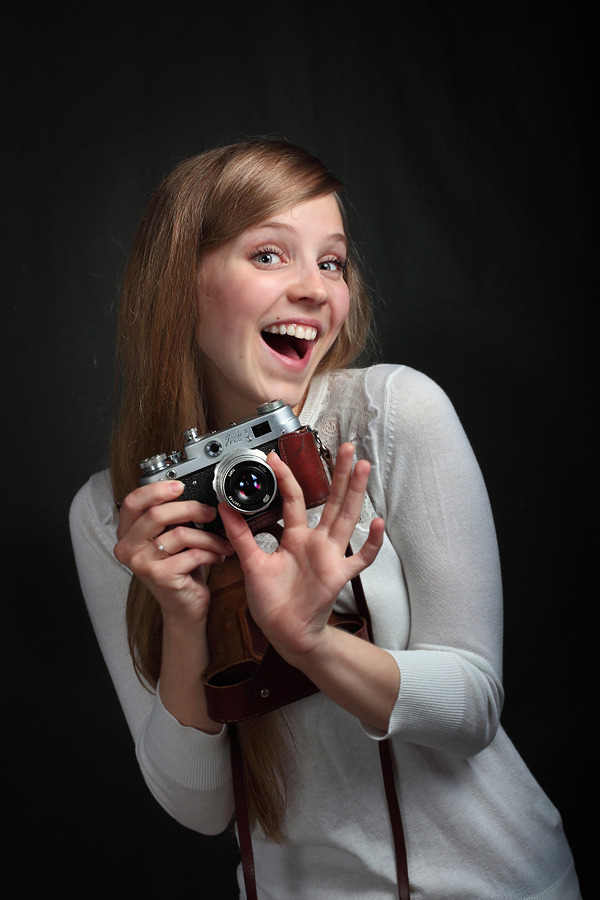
[169,481,184,495]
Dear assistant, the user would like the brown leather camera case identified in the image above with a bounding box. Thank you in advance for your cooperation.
[201,427,367,722]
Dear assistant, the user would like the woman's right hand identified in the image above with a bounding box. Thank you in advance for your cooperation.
[113,480,234,625]
[114,479,232,731]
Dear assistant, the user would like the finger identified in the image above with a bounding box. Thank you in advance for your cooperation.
[217,503,269,574]
[132,554,216,604]
[336,458,372,524]
[265,452,310,530]
[319,445,370,540]
[317,443,355,526]
[114,498,223,569]
[151,524,233,559]
[118,492,218,543]
[122,526,231,583]
[150,545,229,575]
[117,480,185,535]
[152,536,171,559]
[343,517,385,579]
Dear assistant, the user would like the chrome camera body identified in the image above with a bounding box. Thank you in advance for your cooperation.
[139,400,302,534]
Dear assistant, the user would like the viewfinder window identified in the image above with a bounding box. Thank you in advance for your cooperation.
[252,421,272,438]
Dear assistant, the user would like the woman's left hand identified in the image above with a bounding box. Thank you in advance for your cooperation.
[218,442,385,663]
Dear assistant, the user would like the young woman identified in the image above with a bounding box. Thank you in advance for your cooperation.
[70,138,581,898]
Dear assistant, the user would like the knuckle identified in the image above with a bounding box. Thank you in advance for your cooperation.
[119,493,137,515]
[113,540,126,564]
[184,500,213,521]
[145,504,167,529]
[169,524,193,545]
[113,539,140,571]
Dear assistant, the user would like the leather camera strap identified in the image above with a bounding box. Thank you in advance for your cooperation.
[224,551,410,900]
[229,721,259,900]
[347,557,410,900]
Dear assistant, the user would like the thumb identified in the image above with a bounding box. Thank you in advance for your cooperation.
[217,502,261,566]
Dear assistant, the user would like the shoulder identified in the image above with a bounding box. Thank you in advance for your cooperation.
[307,365,460,446]
[69,468,122,565]
[363,365,462,436]
[70,468,115,527]
[362,363,452,406]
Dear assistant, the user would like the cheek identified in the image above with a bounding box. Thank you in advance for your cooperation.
[331,286,351,333]
[197,284,241,342]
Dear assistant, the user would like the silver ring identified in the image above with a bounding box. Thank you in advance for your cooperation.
[154,538,170,557]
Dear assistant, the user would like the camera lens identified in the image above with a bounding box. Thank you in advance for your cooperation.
[234,470,264,501]
[212,450,277,515]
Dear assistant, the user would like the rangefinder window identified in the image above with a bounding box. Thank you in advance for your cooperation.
[252,421,272,438]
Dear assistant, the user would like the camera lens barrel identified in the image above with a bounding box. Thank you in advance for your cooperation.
[212,449,277,515]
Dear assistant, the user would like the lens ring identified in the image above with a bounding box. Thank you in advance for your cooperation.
[212,450,277,515]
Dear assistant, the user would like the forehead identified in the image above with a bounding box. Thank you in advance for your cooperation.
[244,193,346,239]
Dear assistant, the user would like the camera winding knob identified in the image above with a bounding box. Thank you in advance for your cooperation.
[139,453,170,476]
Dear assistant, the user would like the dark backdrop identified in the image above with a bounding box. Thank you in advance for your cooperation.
[3,3,593,897]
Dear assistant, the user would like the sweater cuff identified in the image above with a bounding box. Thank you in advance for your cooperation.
[139,688,231,791]
[361,649,466,744]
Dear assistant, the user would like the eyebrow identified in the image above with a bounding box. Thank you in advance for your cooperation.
[246,221,347,246]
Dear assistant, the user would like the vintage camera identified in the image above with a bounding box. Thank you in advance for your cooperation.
[139,400,330,535]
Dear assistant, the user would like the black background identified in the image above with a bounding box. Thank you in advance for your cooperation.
[3,3,593,897]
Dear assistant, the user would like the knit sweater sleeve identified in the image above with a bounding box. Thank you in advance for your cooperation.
[69,470,234,834]
[362,365,504,754]
[303,365,505,755]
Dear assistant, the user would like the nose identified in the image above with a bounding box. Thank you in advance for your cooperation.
[287,264,328,305]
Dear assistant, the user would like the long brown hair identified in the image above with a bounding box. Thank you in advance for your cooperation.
[111,138,372,839]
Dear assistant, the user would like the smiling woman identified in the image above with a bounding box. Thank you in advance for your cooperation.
[197,194,351,427]
[69,138,582,899]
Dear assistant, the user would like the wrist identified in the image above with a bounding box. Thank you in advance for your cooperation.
[276,622,336,673]
[278,626,400,733]
[161,609,209,673]
[160,602,209,632]
[159,612,219,733]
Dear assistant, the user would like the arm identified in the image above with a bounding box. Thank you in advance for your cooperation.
[363,365,504,753]
[219,364,504,756]
[69,473,236,833]
[218,443,400,733]
[113,479,237,734]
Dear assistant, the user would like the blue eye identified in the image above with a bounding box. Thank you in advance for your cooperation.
[252,247,284,265]
[319,258,346,273]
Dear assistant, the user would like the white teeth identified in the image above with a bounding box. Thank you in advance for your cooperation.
[264,323,317,341]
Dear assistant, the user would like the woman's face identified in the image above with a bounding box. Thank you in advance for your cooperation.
[197,193,350,428]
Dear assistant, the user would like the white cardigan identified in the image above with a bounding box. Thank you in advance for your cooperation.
[70,365,580,899]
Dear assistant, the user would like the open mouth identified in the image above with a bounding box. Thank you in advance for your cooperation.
[261,324,317,361]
